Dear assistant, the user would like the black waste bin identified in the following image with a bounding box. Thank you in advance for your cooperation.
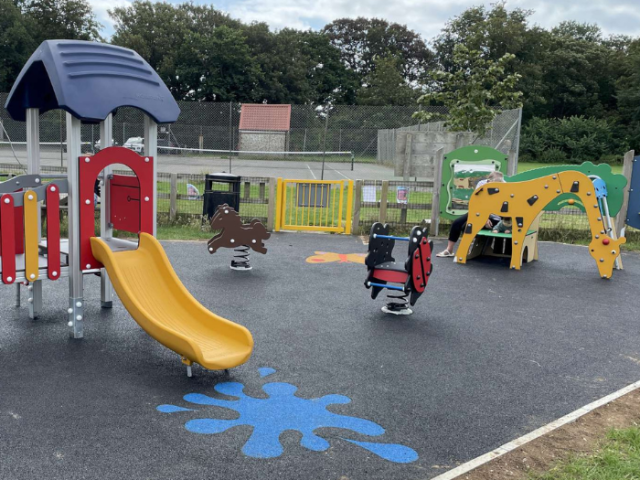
[203,173,241,220]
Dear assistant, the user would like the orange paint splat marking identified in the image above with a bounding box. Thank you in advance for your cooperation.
[306,251,366,264]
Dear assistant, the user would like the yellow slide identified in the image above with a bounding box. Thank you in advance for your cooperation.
[91,233,254,371]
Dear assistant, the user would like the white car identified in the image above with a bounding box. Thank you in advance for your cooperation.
[123,137,144,153]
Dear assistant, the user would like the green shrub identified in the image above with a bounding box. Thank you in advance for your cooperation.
[521,116,629,163]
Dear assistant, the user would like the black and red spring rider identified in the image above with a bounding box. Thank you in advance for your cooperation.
[364,223,434,315]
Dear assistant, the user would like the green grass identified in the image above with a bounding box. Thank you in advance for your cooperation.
[529,427,640,480]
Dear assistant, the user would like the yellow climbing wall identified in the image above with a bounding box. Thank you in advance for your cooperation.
[455,171,625,279]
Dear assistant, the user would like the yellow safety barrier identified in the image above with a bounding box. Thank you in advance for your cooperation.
[276,179,353,234]
[23,190,39,282]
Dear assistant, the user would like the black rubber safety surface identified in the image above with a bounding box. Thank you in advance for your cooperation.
[1,233,639,480]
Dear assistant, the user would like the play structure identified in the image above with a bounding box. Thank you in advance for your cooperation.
[2,40,253,376]
[455,170,626,278]
[208,204,270,271]
[364,223,433,315]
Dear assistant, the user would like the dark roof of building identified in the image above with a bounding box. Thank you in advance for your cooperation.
[4,40,180,124]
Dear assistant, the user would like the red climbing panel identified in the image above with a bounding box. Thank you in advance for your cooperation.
[1,194,16,284]
[46,184,61,280]
[78,147,153,270]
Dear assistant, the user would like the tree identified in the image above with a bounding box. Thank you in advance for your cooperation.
[110,2,241,97]
[356,56,418,106]
[173,26,259,102]
[414,45,523,136]
[244,26,356,105]
[322,18,433,84]
[22,0,101,44]
[0,0,36,92]
[617,38,640,150]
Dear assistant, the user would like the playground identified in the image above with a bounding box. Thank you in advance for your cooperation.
[1,234,640,480]
[2,39,640,480]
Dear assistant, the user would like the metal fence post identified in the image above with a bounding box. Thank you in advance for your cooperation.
[430,148,444,236]
[615,150,635,235]
[380,181,389,224]
[169,173,178,221]
[267,177,277,232]
[507,149,518,177]
[403,134,413,181]
[352,179,362,234]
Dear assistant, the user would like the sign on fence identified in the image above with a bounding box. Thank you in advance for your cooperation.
[363,185,377,203]
[396,186,408,204]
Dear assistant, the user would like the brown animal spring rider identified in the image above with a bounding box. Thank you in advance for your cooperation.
[208,204,270,270]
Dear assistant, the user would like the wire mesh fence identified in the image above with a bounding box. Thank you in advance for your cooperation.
[0,95,520,169]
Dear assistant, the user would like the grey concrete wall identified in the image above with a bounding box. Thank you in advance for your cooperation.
[393,131,475,179]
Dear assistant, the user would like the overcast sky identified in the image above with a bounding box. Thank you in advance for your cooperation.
[94,0,640,41]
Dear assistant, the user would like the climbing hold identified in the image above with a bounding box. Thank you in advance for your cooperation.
[568,199,575,205]
[603,238,610,245]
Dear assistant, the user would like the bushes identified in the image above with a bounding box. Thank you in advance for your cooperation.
[520,116,628,164]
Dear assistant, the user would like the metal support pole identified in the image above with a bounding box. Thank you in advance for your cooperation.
[26,108,43,318]
[321,114,329,180]
[15,284,20,308]
[144,115,158,236]
[100,115,114,308]
[28,280,42,319]
[66,113,84,338]
[228,103,233,173]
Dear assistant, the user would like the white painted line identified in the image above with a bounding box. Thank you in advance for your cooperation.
[431,378,640,480]
[306,164,317,180]
[328,165,351,180]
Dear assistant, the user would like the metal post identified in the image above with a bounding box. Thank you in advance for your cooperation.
[66,113,84,338]
[100,114,114,308]
[144,115,158,236]
[429,148,444,236]
[26,109,40,175]
[321,114,329,180]
[28,281,42,319]
[228,103,233,173]
[59,110,64,168]
[26,108,43,319]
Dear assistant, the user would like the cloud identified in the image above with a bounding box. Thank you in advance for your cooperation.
[92,0,640,40]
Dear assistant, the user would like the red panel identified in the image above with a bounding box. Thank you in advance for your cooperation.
[14,206,24,255]
[412,238,433,294]
[1,194,17,284]
[372,269,409,284]
[46,185,61,281]
[110,175,141,233]
[79,147,154,270]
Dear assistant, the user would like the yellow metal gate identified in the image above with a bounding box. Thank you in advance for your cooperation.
[275,179,353,233]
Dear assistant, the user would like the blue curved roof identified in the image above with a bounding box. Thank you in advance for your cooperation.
[5,40,180,124]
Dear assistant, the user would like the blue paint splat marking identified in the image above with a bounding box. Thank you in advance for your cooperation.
[157,405,193,413]
[258,367,276,377]
[158,380,418,463]
[341,438,419,463]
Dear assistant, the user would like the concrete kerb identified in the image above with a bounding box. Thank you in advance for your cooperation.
[430,378,640,480]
